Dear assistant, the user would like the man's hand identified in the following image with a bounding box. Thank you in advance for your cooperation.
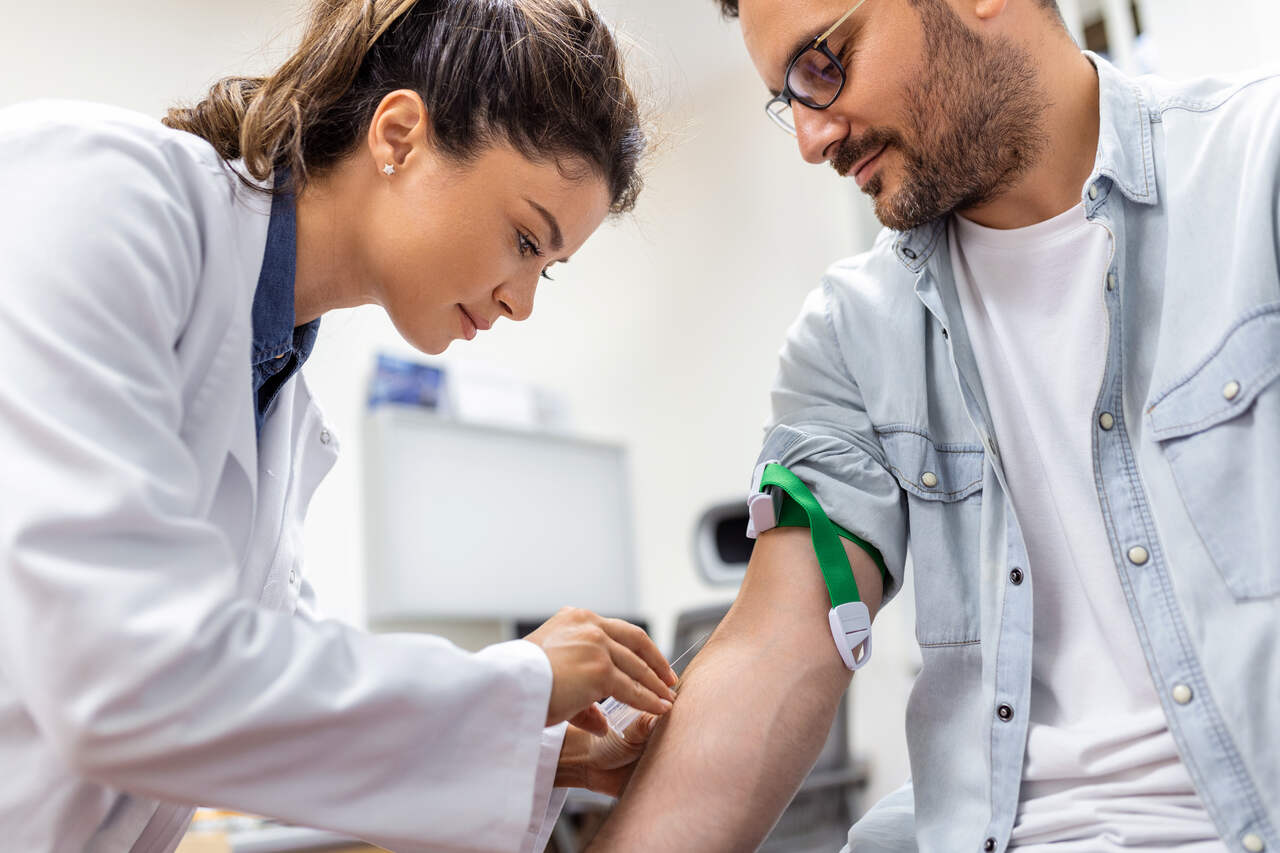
[555,714,658,797]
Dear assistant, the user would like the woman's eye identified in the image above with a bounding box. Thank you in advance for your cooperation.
[518,232,543,258]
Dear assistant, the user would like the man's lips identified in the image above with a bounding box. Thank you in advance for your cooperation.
[852,144,888,188]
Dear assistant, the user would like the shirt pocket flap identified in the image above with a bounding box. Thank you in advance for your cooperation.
[1147,303,1280,441]
[877,429,984,502]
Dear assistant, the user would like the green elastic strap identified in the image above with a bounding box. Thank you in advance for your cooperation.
[759,463,889,607]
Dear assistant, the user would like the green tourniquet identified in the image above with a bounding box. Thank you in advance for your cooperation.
[759,464,889,606]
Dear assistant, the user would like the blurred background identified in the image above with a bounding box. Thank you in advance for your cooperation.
[4,0,1278,849]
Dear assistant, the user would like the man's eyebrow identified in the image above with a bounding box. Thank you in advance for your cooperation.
[524,197,563,252]
[768,27,826,97]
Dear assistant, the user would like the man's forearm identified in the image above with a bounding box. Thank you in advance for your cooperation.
[588,529,880,851]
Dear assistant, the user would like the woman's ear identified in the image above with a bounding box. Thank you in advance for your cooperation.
[366,89,431,174]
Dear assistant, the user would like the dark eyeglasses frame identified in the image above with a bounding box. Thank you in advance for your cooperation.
[765,0,870,135]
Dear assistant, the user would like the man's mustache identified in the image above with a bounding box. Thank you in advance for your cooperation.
[832,129,902,177]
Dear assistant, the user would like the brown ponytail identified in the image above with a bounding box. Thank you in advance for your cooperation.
[164,0,645,213]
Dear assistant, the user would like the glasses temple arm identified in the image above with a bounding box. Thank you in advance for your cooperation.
[816,0,869,46]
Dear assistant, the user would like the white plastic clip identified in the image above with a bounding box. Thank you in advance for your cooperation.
[746,459,782,539]
[829,601,873,671]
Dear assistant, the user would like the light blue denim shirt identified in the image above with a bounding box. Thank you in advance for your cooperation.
[758,55,1280,853]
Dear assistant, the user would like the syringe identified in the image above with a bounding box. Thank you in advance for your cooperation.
[597,630,711,736]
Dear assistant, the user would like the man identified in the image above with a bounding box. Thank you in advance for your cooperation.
[588,0,1280,850]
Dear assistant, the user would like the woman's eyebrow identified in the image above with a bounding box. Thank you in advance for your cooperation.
[524,197,564,252]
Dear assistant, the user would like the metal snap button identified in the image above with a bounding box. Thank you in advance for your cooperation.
[902,246,918,260]
[320,429,332,445]
[984,839,997,852]
[1172,684,1193,705]
[1106,273,1117,291]
[921,471,939,489]
[1010,568,1024,585]
[1088,183,1099,200]
[1223,381,1241,401]
[997,703,1014,722]
[1099,412,1115,431]
[1128,546,1149,566]
[1242,833,1264,852]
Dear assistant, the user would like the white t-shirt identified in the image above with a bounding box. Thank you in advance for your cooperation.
[949,205,1225,851]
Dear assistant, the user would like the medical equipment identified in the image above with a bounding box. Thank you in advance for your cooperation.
[598,632,711,735]
[747,461,880,671]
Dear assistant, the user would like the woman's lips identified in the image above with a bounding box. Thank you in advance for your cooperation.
[458,305,478,341]
[854,144,888,189]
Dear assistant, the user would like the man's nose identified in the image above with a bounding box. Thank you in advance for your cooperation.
[793,102,848,165]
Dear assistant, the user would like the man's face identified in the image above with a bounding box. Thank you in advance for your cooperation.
[740,0,1047,231]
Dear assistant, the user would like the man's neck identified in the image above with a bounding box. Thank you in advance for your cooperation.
[959,47,1101,230]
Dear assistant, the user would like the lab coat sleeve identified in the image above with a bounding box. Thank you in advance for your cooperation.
[0,113,553,851]
[521,724,569,853]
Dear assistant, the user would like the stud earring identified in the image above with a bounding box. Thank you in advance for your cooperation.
[382,163,396,176]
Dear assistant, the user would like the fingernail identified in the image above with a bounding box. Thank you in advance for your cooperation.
[667,687,677,701]
[659,699,673,711]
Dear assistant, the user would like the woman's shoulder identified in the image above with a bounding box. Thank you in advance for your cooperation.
[0,100,253,204]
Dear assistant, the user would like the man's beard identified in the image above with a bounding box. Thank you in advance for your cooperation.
[834,0,1048,231]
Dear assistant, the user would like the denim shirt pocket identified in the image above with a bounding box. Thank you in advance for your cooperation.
[1147,302,1280,600]
[878,427,985,646]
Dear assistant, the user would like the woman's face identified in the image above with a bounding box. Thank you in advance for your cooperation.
[358,133,612,355]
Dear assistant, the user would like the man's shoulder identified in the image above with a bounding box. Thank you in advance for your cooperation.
[811,228,926,331]
[1143,65,1280,121]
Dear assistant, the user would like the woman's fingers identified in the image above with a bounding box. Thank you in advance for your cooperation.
[609,668,673,716]
[601,617,678,686]
[570,704,610,737]
[606,637,677,708]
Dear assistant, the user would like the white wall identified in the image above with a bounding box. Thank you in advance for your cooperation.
[1136,0,1280,78]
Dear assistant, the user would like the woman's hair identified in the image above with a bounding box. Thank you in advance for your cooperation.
[164,0,644,213]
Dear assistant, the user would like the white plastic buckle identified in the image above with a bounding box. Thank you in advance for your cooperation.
[746,459,782,539]
[829,601,873,671]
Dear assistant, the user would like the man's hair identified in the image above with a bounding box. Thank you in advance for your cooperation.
[713,0,1059,18]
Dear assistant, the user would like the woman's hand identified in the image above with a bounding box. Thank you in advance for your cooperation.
[524,607,677,729]
[555,715,659,797]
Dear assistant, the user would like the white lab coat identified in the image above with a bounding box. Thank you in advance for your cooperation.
[0,101,565,853]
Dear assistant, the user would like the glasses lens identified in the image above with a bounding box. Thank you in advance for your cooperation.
[787,46,843,108]
[766,98,795,134]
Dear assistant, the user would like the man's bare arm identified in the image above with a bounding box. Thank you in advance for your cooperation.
[587,526,885,851]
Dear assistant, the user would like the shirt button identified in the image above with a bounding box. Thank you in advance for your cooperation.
[319,429,332,445]
[1010,568,1024,585]
[1088,183,1100,200]
[1099,412,1115,431]
[997,703,1014,722]
[1172,683,1193,705]
[1106,273,1117,291]
[921,471,939,488]
[1242,833,1265,852]
[1128,546,1150,566]
[1223,380,1241,401]
[984,838,997,852]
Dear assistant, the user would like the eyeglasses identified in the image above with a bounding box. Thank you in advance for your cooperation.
[765,0,869,135]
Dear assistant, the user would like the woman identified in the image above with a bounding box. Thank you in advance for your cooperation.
[0,1,675,851]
